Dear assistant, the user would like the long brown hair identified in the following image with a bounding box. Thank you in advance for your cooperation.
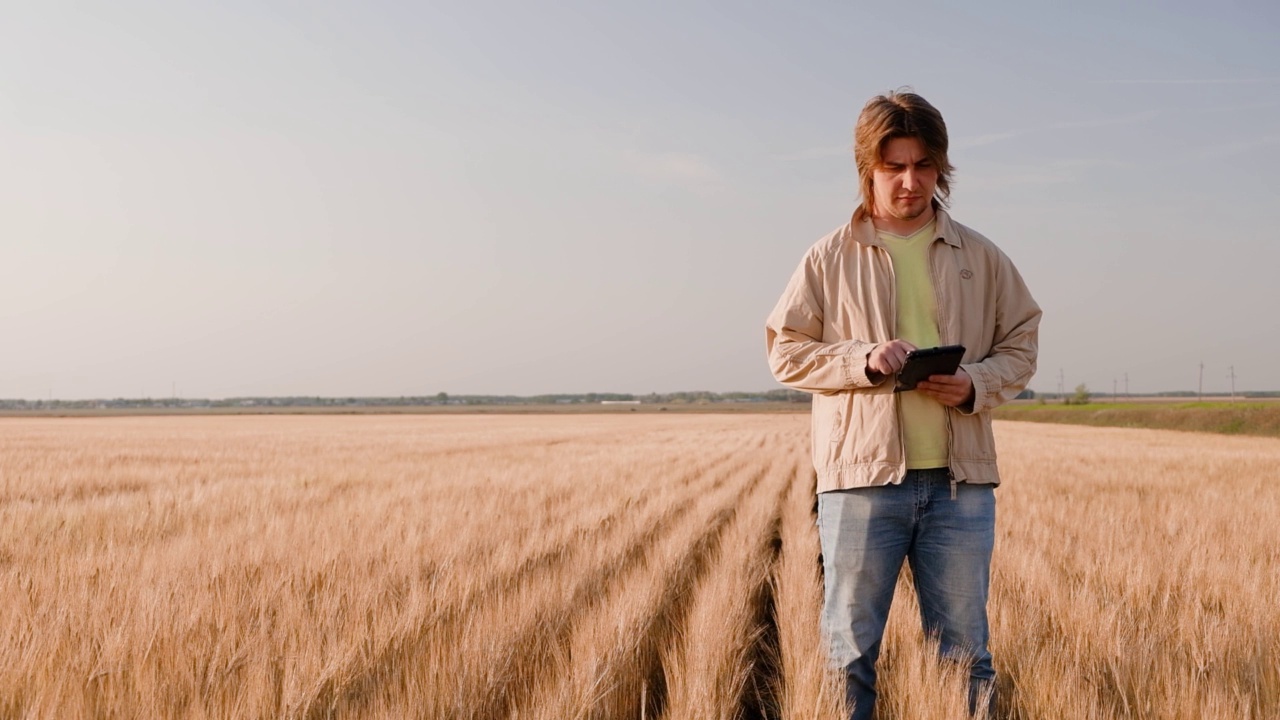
[852,91,955,221]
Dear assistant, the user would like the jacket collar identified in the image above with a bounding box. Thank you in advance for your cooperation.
[848,204,963,249]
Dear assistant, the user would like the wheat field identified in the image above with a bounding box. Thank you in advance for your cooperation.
[1,414,1276,719]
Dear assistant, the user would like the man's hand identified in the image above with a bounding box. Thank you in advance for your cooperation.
[917,368,975,408]
[867,340,918,377]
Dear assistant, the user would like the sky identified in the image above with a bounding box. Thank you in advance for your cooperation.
[3,1,1278,399]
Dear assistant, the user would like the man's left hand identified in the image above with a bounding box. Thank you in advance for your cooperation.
[917,368,974,408]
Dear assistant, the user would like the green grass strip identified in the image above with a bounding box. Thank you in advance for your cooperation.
[992,401,1280,438]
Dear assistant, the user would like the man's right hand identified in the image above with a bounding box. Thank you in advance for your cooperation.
[867,339,918,377]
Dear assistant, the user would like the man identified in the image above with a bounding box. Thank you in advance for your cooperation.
[764,91,1040,719]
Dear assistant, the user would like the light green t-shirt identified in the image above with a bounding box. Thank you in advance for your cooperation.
[878,220,949,470]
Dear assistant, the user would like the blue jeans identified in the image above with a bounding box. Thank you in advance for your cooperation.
[817,468,996,719]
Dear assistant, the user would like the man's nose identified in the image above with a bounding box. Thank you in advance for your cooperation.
[902,168,918,191]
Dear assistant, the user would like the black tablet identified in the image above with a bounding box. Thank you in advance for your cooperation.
[894,345,966,393]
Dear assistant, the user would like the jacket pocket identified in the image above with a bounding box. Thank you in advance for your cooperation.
[952,412,997,462]
[829,407,845,443]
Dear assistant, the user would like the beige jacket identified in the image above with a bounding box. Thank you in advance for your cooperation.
[765,207,1041,492]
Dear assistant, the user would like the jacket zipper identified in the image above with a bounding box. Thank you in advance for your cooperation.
[927,235,958,501]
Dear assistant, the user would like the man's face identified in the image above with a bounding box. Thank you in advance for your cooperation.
[871,136,939,230]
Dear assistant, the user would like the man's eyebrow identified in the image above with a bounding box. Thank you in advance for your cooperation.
[881,158,931,168]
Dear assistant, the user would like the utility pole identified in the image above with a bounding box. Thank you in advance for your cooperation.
[1124,372,1129,400]
[1198,361,1204,402]
[1058,369,1065,402]
[1113,378,1118,402]
[1228,366,1237,401]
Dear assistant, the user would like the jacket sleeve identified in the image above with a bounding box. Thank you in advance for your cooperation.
[765,248,887,395]
[959,249,1041,414]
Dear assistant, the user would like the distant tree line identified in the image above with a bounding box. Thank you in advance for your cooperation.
[6,387,1279,412]
[427,388,811,406]
[0,388,813,411]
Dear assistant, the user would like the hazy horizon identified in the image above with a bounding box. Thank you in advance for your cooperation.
[2,387,1275,404]
[5,2,1279,401]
